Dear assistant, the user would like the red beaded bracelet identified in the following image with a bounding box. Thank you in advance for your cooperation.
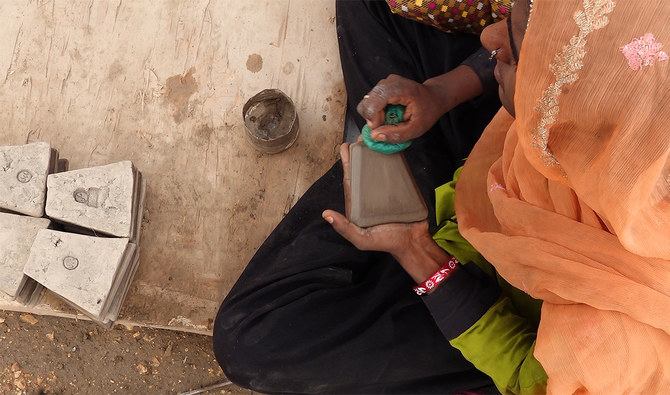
[413,256,459,295]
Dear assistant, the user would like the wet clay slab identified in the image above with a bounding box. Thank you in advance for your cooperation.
[0,213,51,298]
[23,229,134,323]
[0,142,53,217]
[348,142,428,227]
[45,161,139,239]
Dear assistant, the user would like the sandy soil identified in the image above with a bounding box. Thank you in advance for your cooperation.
[0,311,251,395]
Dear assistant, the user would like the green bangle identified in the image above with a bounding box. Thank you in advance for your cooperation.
[361,104,412,154]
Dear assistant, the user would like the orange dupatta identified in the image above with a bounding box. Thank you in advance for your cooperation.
[455,0,670,392]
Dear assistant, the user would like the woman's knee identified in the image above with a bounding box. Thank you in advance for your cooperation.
[212,310,262,390]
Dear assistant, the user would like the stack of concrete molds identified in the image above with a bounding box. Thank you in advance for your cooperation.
[0,142,62,305]
[0,142,145,328]
[29,160,144,327]
[0,213,51,305]
[23,230,139,327]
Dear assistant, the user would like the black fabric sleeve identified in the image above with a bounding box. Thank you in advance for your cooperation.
[460,46,498,99]
[422,262,501,340]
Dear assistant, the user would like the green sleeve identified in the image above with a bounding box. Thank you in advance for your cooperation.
[432,167,496,277]
[432,168,547,394]
[450,296,547,395]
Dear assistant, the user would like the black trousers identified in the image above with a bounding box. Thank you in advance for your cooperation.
[213,1,501,393]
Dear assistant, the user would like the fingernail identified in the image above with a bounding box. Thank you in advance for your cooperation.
[324,216,334,224]
[373,133,387,141]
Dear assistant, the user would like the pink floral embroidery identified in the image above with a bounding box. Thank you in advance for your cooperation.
[489,183,506,192]
[620,33,669,70]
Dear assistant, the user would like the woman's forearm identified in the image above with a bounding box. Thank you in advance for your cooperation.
[423,65,484,116]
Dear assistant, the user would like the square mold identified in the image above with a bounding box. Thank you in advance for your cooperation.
[45,161,144,240]
[0,212,51,298]
[0,142,58,217]
[23,229,137,325]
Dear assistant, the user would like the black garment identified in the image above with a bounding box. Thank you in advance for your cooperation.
[213,1,501,393]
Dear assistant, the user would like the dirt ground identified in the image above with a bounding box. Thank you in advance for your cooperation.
[0,311,251,395]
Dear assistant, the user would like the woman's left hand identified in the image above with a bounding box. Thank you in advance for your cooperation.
[322,208,431,259]
[322,144,449,283]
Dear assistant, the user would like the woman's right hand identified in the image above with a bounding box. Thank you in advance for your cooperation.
[358,65,484,144]
[357,74,444,143]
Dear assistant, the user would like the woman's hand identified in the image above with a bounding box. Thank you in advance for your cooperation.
[357,66,484,144]
[323,208,430,260]
[322,144,450,283]
[358,74,444,143]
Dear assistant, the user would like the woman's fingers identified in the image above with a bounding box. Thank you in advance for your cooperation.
[357,95,386,128]
[358,75,410,128]
[369,123,414,143]
[357,75,439,143]
[322,209,366,249]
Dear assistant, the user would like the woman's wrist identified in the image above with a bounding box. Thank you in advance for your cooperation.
[392,234,452,284]
[413,256,460,295]
[423,65,484,114]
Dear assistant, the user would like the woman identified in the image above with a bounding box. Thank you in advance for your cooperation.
[325,1,547,393]
[457,0,670,391]
[329,0,670,392]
